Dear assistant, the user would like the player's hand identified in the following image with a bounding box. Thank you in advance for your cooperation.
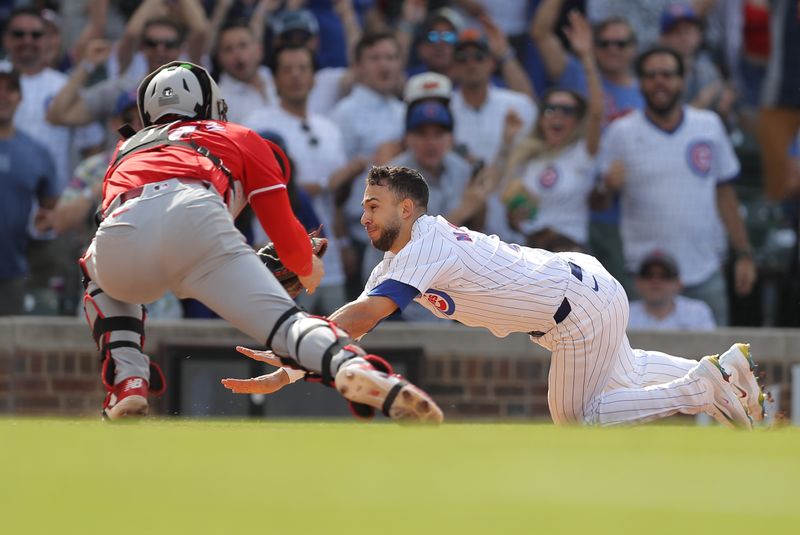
[480,14,511,58]
[734,256,757,296]
[83,39,112,68]
[563,10,593,59]
[286,0,308,11]
[235,346,283,366]
[298,254,324,295]
[502,110,524,145]
[604,160,626,191]
[221,369,291,394]
[33,207,55,233]
[332,0,355,18]
[401,0,427,25]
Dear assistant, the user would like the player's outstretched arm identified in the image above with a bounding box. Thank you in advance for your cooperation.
[329,295,398,340]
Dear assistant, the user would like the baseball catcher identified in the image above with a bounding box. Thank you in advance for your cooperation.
[80,61,442,424]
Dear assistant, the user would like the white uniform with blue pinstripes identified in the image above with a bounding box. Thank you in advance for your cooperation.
[364,215,710,425]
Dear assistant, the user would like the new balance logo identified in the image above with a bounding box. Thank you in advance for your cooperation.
[124,378,144,391]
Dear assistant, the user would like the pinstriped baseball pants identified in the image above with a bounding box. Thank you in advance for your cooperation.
[539,253,708,425]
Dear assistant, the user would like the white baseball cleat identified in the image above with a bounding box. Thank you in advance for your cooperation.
[103,376,149,420]
[718,343,765,422]
[691,356,752,430]
[335,358,444,424]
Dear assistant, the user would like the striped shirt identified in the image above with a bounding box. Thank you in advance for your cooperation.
[364,215,570,337]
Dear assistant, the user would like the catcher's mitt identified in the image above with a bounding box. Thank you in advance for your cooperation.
[257,228,328,298]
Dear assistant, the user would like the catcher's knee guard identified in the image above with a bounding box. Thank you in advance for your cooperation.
[267,310,364,386]
[82,280,165,394]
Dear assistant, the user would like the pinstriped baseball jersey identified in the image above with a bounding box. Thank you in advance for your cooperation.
[362,215,725,426]
[363,215,570,337]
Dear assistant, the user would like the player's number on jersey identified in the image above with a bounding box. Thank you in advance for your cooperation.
[169,125,198,141]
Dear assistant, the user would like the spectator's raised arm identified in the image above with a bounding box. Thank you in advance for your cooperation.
[70,0,109,65]
[530,0,570,82]
[116,0,165,75]
[481,14,534,100]
[564,10,602,155]
[46,39,112,126]
[333,0,363,66]
[396,0,428,72]
[175,0,210,65]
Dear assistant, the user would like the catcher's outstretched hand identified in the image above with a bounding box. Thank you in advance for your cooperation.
[221,369,291,394]
[221,346,306,395]
[234,346,282,366]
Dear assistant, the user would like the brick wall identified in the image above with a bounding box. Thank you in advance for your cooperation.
[424,356,550,419]
[0,347,104,416]
[1,318,799,421]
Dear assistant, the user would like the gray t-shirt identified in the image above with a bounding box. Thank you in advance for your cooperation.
[82,74,139,122]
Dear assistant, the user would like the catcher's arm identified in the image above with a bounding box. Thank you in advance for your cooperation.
[224,293,397,395]
[250,189,315,281]
[221,347,307,395]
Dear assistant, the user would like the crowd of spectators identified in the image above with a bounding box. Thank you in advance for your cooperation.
[0,0,798,330]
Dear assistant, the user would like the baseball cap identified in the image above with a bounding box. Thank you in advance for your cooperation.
[113,90,138,116]
[272,9,319,37]
[403,72,452,104]
[637,251,680,279]
[406,100,454,132]
[660,3,702,34]
[423,7,465,34]
[455,27,489,52]
[0,60,20,91]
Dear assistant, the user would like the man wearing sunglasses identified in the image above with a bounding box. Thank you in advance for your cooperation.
[597,47,756,326]
[532,1,643,124]
[404,8,464,77]
[46,0,209,129]
[628,251,716,331]
[3,8,104,191]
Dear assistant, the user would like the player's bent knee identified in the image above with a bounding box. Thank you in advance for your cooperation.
[549,404,592,426]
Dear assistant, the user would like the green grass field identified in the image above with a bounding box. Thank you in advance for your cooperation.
[1,419,798,534]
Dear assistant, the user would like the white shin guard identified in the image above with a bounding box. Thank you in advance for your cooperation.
[268,313,365,385]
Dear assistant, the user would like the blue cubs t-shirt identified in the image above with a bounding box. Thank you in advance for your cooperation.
[0,130,59,278]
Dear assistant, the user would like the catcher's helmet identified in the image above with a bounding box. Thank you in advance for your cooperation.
[137,61,228,126]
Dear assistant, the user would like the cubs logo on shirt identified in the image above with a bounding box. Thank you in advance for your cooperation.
[686,140,714,177]
[539,165,559,188]
[423,289,455,315]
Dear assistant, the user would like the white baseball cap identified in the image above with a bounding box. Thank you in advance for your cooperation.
[403,72,452,104]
